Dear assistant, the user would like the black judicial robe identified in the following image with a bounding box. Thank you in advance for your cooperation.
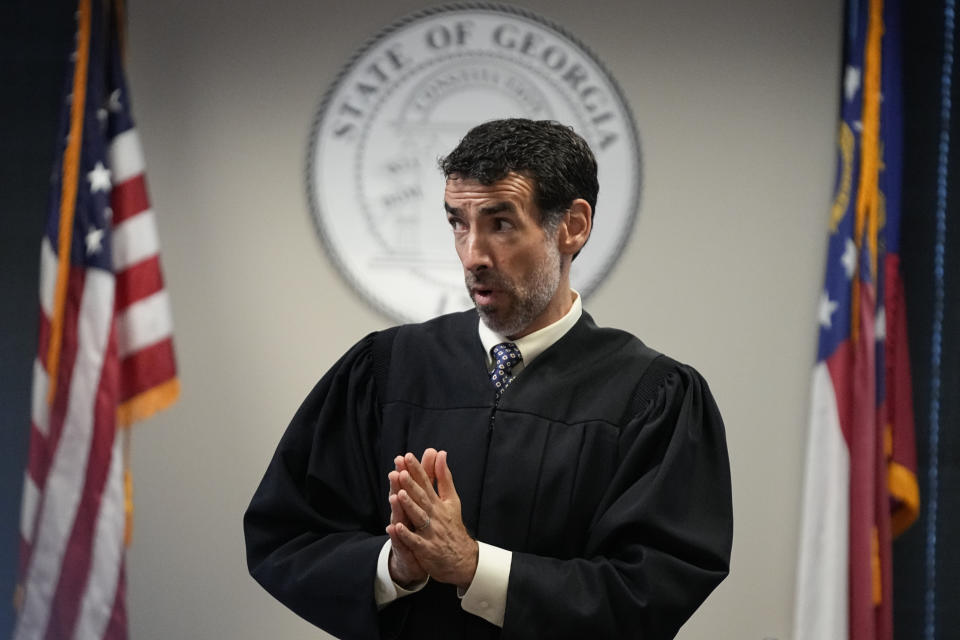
[244,310,733,640]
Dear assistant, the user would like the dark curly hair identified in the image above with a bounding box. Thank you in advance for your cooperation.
[439,119,599,232]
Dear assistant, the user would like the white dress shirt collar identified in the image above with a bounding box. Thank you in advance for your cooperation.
[478,290,583,370]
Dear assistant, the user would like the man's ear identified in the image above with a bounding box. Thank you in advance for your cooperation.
[557,199,592,257]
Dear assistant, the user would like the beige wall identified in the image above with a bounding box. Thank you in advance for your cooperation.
[124,1,842,638]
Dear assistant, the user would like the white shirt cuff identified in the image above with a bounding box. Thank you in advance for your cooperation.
[374,540,428,609]
[458,541,512,627]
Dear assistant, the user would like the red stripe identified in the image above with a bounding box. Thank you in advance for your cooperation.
[827,341,854,444]
[119,336,177,402]
[44,321,120,640]
[884,255,917,473]
[27,425,51,493]
[102,562,128,640]
[115,255,165,311]
[18,537,31,585]
[828,278,880,640]
[110,173,149,225]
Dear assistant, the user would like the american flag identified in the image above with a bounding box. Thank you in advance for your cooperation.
[14,1,178,638]
[793,0,918,639]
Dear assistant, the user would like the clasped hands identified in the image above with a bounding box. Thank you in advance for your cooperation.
[386,448,478,591]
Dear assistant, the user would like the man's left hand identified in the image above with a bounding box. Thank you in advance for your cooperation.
[389,450,478,590]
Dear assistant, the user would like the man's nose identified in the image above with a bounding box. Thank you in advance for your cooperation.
[460,231,492,271]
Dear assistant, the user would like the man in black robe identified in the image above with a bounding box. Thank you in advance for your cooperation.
[244,119,733,639]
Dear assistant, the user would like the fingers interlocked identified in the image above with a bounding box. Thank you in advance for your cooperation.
[417,515,431,532]
[384,449,438,586]
[386,449,477,589]
[395,450,439,535]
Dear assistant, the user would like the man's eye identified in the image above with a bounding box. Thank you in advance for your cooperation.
[448,218,465,231]
[494,218,514,231]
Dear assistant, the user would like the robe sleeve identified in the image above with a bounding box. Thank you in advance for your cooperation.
[502,363,733,639]
[243,333,393,640]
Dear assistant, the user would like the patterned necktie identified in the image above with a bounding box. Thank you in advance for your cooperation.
[490,342,522,398]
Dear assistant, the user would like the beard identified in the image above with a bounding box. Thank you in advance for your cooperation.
[465,242,562,338]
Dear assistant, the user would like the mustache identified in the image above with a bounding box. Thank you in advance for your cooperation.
[465,269,510,290]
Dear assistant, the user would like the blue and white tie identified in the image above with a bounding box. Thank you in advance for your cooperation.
[490,342,522,398]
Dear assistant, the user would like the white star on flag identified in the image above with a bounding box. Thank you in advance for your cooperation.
[85,226,104,255]
[844,65,861,102]
[87,161,111,193]
[108,88,123,113]
[841,238,857,278]
[818,291,839,328]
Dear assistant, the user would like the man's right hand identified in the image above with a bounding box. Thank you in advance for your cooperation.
[385,449,437,586]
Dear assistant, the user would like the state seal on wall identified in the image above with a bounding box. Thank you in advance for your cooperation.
[307,3,641,322]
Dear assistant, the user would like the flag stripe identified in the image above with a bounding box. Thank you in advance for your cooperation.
[19,474,41,546]
[883,255,919,534]
[18,538,31,592]
[15,269,114,640]
[115,290,173,358]
[119,337,177,403]
[107,129,145,184]
[110,174,149,225]
[47,324,120,640]
[842,281,880,640]
[112,210,159,272]
[32,358,51,437]
[40,269,86,488]
[37,312,51,371]
[39,238,58,319]
[73,436,126,640]
[102,563,128,640]
[116,254,165,311]
[26,426,51,502]
[794,363,850,640]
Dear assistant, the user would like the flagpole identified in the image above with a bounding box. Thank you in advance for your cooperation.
[46,0,92,405]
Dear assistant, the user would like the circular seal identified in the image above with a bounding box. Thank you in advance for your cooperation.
[307,3,641,323]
